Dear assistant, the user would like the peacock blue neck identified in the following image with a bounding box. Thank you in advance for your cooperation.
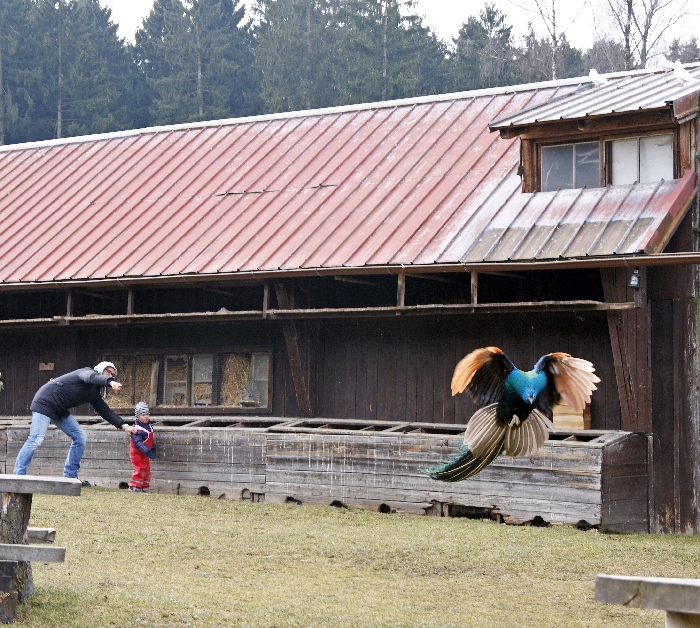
[505,369,547,404]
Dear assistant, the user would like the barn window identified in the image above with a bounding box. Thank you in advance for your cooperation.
[536,133,676,192]
[609,134,674,185]
[102,349,272,412]
[541,141,600,191]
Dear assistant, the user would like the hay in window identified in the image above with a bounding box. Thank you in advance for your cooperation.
[220,353,251,406]
[193,382,213,405]
[104,355,132,407]
[135,355,159,407]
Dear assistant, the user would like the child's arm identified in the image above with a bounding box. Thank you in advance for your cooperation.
[131,432,155,459]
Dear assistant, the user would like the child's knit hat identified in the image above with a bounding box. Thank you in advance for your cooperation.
[135,402,150,418]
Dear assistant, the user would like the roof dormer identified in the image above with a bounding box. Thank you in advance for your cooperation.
[489,66,700,193]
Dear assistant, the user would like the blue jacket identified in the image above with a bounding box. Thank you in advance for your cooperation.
[131,421,155,459]
[30,367,125,428]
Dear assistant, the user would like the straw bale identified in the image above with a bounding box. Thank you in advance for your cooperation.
[194,382,213,405]
[104,356,132,408]
[135,356,158,406]
[166,357,187,382]
[220,354,251,407]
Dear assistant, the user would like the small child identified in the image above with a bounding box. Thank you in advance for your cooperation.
[129,402,155,492]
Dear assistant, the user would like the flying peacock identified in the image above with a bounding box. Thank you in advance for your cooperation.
[428,347,600,482]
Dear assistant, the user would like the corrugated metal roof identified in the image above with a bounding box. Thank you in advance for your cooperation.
[490,64,700,129]
[0,71,695,287]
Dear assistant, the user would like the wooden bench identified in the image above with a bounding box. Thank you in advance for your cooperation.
[596,574,700,627]
[0,475,81,623]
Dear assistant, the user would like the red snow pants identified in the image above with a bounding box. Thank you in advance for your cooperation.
[129,443,152,490]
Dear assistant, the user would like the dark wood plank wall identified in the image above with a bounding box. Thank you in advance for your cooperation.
[1,312,619,429]
[648,210,700,534]
[601,267,652,433]
[312,313,619,427]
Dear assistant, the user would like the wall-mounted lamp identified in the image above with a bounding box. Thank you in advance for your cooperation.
[629,269,640,289]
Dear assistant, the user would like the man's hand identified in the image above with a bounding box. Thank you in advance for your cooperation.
[110,381,122,393]
[122,424,138,435]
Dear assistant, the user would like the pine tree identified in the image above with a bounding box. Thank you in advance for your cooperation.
[21,0,138,142]
[252,0,340,113]
[335,0,447,104]
[135,0,261,126]
[0,0,34,144]
[449,3,516,91]
[62,0,137,136]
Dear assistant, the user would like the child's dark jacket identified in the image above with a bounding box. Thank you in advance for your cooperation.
[131,421,155,459]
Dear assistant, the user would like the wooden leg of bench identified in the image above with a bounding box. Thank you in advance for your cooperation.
[0,562,17,624]
[0,591,17,624]
[667,612,700,627]
[0,493,33,602]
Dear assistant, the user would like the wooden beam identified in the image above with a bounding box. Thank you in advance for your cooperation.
[66,291,73,317]
[397,272,406,307]
[274,283,312,418]
[0,544,65,563]
[0,300,638,331]
[79,290,123,301]
[262,283,270,318]
[26,528,56,543]
[0,475,81,496]
[595,574,700,625]
[471,272,478,305]
[333,276,376,286]
[127,287,134,315]
[601,268,651,433]
[404,273,453,283]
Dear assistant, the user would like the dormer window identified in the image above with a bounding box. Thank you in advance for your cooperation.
[541,141,600,192]
[538,132,676,192]
[610,134,674,185]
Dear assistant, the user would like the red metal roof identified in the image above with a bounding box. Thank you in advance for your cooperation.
[490,63,700,129]
[0,76,695,286]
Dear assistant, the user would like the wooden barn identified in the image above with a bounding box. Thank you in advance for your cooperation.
[0,65,699,533]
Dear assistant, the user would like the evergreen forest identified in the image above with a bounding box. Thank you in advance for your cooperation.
[0,0,697,145]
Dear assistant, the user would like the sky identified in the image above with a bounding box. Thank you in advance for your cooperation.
[102,0,699,58]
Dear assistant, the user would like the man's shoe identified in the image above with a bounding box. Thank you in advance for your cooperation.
[80,480,91,487]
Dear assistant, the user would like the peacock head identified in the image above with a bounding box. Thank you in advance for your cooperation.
[508,369,546,405]
[521,386,537,405]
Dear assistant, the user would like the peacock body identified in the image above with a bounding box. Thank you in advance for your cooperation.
[428,347,599,482]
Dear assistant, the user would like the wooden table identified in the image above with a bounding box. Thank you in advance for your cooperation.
[596,574,700,627]
[0,475,81,622]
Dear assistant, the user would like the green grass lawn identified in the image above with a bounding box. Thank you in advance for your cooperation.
[18,488,700,627]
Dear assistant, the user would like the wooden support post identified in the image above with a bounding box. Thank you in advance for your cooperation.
[66,290,73,318]
[397,272,405,307]
[601,267,651,433]
[275,283,312,417]
[470,272,478,305]
[262,283,270,319]
[127,287,134,315]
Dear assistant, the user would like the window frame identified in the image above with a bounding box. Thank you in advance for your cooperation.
[527,126,678,193]
[101,345,274,415]
[540,141,603,192]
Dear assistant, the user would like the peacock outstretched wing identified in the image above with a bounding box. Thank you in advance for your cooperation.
[534,352,600,415]
[451,346,515,406]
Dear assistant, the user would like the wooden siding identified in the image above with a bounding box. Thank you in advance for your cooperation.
[0,420,647,531]
[648,209,700,533]
[0,312,620,428]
